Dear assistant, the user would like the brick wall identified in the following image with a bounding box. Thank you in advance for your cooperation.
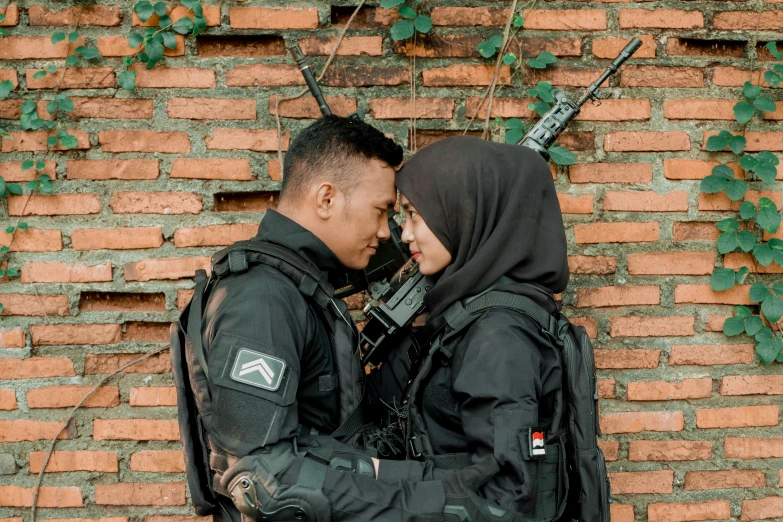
[1,2,782,522]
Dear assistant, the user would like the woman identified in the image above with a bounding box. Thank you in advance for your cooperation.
[377,135,571,519]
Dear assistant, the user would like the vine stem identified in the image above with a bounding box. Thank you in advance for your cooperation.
[482,0,519,139]
[274,0,366,178]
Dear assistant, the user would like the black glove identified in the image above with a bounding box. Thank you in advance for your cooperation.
[221,454,331,522]
[442,457,521,522]
[298,435,376,478]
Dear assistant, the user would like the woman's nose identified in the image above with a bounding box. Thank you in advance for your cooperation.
[401,222,414,244]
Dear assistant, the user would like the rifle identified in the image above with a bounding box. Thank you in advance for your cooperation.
[289,38,643,366]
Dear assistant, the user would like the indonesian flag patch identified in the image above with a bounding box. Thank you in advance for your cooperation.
[528,427,546,459]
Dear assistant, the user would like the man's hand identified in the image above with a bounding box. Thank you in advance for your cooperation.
[372,457,380,477]
[442,457,521,522]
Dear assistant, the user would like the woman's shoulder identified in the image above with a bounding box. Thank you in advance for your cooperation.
[455,306,549,351]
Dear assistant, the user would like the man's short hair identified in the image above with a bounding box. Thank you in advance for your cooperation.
[280,115,404,201]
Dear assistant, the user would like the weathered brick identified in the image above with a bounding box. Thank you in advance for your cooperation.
[177,290,194,310]
[269,96,356,119]
[168,98,256,120]
[27,386,119,408]
[133,5,220,27]
[145,517,211,522]
[667,38,745,58]
[619,9,703,29]
[577,99,651,121]
[609,470,675,494]
[593,35,656,59]
[0,5,19,26]
[703,131,783,152]
[721,375,783,396]
[29,450,118,473]
[68,159,159,180]
[601,411,683,434]
[557,194,594,214]
[696,405,779,428]
[577,286,659,308]
[568,256,616,275]
[611,505,634,522]
[26,67,115,89]
[725,253,783,274]
[97,35,184,57]
[628,378,712,401]
[0,294,69,316]
[529,67,610,88]
[664,99,736,120]
[173,224,258,248]
[571,317,598,339]
[130,387,177,407]
[0,328,26,348]
[130,450,185,472]
[604,131,690,152]
[370,98,455,120]
[664,160,743,180]
[699,190,782,211]
[574,222,659,244]
[684,470,767,490]
[133,66,216,88]
[621,65,704,87]
[2,130,90,152]
[741,497,783,521]
[598,440,619,461]
[569,163,652,184]
[31,324,121,346]
[0,161,56,182]
[0,36,84,59]
[171,158,252,180]
[430,7,509,26]
[670,344,755,366]
[524,10,608,30]
[21,261,112,283]
[715,11,783,30]
[28,5,121,26]
[300,36,383,56]
[712,67,768,88]
[610,316,694,337]
[80,293,166,313]
[226,64,304,87]
[8,193,99,216]
[85,353,170,375]
[110,192,203,215]
[627,252,714,275]
[229,7,318,29]
[422,65,510,87]
[599,379,616,399]
[673,222,721,242]
[205,129,289,152]
[725,438,783,459]
[93,419,179,441]
[0,485,82,507]
[0,419,75,442]
[124,257,210,282]
[71,227,163,251]
[395,34,485,58]
[0,390,16,410]
[94,482,185,506]
[628,440,713,461]
[604,191,689,212]
[675,284,753,305]
[0,358,75,379]
[123,322,169,343]
[99,131,190,153]
[647,500,730,522]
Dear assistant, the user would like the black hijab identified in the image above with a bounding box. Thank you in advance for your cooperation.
[395,136,569,319]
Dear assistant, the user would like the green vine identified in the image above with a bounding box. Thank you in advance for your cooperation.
[704,42,783,364]
[382,0,432,41]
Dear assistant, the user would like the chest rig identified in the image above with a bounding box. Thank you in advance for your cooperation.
[170,238,365,515]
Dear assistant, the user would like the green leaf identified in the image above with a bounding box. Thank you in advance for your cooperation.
[477,39,498,58]
[527,58,545,69]
[146,41,164,62]
[754,96,777,113]
[193,15,207,35]
[5,226,14,234]
[726,179,748,201]
[0,80,13,99]
[735,265,750,284]
[717,218,740,233]
[134,0,154,22]
[754,243,774,266]
[502,53,517,66]
[706,132,731,152]
[740,154,758,171]
[723,315,746,336]
[740,201,758,219]
[80,48,101,60]
[735,305,753,319]
[47,65,57,74]
[717,232,739,254]
[713,164,735,179]
[532,81,554,103]
[761,294,783,323]
[162,31,178,50]
[390,20,415,41]
[68,31,80,43]
[711,268,737,291]
[733,101,755,124]
[700,174,729,194]
[729,135,746,155]
[738,230,756,252]
[772,282,783,296]
[750,283,769,303]
[504,128,524,144]
[66,55,78,66]
[504,118,525,129]
[21,160,34,171]
[154,1,168,16]
[17,221,27,230]
[769,238,783,250]
[548,145,576,166]
[398,6,417,19]
[58,97,74,112]
[764,70,782,88]
[128,33,145,48]
[513,16,524,28]
[745,315,763,336]
[59,133,78,149]
[46,136,58,147]
[756,335,783,364]
[743,81,762,100]
[158,15,173,28]
[489,35,504,49]
[529,100,551,117]
[21,100,37,115]
[757,204,782,234]
[7,183,22,195]
[33,70,47,80]
[172,17,194,34]
[51,32,66,44]
[413,15,432,34]
[46,100,57,114]
[536,51,557,65]
[755,162,778,185]
[767,41,783,60]
[380,0,405,7]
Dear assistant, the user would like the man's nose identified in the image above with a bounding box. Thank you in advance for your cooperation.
[377,219,391,241]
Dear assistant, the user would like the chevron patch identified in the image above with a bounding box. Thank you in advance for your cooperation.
[230,348,286,391]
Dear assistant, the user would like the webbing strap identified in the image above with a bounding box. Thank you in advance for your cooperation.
[296,457,328,490]
[187,270,211,379]
[425,452,473,470]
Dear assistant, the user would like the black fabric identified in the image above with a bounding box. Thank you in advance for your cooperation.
[395,136,569,319]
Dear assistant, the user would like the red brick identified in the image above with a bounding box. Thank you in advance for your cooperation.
[557,194,594,214]
[205,129,289,152]
[226,64,305,87]
[611,505,634,522]
[22,261,112,283]
[569,163,652,184]
[97,35,184,58]
[110,192,202,215]
[529,67,610,88]
[619,9,703,29]
[664,160,743,180]
[602,411,684,434]
[79,293,165,313]
[177,290,194,310]
[574,222,659,244]
[26,67,115,89]
[94,419,179,441]
[0,5,19,26]
[604,191,689,212]
[741,497,783,521]
[610,316,694,337]
[604,131,690,152]
[699,190,782,211]
[28,5,120,26]
[0,485,82,507]
[99,130,190,153]
[713,67,768,88]
[571,317,598,339]
[168,98,256,120]
[130,450,185,472]
[664,99,736,120]
[300,36,383,56]
[627,378,712,401]
[593,35,656,59]
[430,7,509,26]
[2,129,90,152]
[71,227,163,251]
[32,324,117,348]
[696,405,779,428]
[122,322,169,343]
[133,5,220,27]
[395,34,483,58]
[129,65,213,88]
[577,99,651,121]
[0,419,75,442]
[684,470,767,490]
[130,387,177,407]
[725,253,783,274]
[706,315,733,332]
[27,386,119,408]
[29,450,118,473]
[94,483,185,506]
[0,357,75,379]
[0,36,83,59]
[422,65,510,87]
[595,349,661,370]
[0,328,26,348]
[269,96,357,119]
[568,256,616,275]
[673,222,721,242]
[84,353,170,375]
[621,65,704,87]
[599,379,616,399]
[648,500,730,522]
[715,11,783,30]
[8,193,99,216]
[667,38,745,58]
[725,438,783,459]
[123,257,210,282]
[0,390,16,410]
[675,284,753,305]
[577,286,659,308]
[229,7,318,29]
[370,98,455,120]
[68,159,159,180]
[628,440,713,461]
[627,252,714,275]
[721,375,783,396]
[598,440,618,461]
[0,294,69,316]
[0,161,56,182]
[703,131,783,152]
[174,224,258,248]
[465,97,535,119]
[324,65,411,88]
[609,470,675,494]
[524,10,607,30]
[670,344,755,366]
[0,69,18,88]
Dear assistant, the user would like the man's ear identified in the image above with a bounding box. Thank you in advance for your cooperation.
[314,182,337,219]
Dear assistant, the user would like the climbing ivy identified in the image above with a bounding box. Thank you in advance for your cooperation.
[381,0,432,41]
[705,42,783,364]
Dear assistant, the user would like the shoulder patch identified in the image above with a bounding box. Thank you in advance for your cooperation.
[230,348,286,391]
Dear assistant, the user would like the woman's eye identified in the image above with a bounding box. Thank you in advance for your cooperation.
[409,211,417,219]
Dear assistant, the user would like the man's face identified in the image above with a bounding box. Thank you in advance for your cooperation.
[327,157,397,270]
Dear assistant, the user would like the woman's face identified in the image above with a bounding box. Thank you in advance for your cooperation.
[399,193,452,275]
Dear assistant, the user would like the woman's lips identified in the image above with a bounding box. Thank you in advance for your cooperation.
[412,252,421,261]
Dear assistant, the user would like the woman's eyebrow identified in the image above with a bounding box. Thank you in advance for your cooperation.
[401,202,414,211]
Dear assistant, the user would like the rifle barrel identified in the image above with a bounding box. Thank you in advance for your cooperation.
[576,37,642,106]
[287,43,332,117]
